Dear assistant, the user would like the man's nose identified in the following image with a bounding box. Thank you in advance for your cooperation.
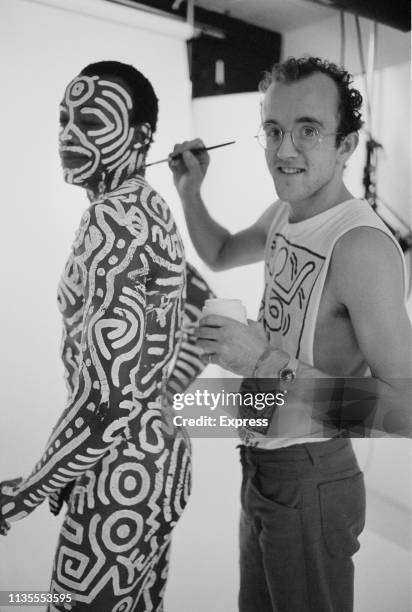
[276,131,298,160]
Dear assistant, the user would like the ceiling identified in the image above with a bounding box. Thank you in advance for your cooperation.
[119,1,410,33]
[191,0,336,33]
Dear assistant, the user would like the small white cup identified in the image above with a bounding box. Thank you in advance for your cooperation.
[202,298,247,324]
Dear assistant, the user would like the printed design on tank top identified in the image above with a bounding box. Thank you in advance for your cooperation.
[260,233,325,358]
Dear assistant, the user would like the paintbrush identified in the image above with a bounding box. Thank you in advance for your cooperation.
[145,140,236,168]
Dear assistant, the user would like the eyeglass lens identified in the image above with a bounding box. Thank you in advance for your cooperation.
[259,125,321,151]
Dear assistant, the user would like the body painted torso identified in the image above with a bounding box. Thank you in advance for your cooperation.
[43,184,216,609]
[59,176,185,406]
[2,175,186,522]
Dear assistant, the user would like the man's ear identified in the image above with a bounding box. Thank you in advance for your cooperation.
[337,131,359,163]
[132,122,153,149]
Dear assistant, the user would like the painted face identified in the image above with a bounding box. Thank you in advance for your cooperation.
[59,75,151,190]
[262,73,345,211]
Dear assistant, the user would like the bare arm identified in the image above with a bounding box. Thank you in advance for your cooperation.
[165,262,216,400]
[197,228,412,435]
[329,228,411,432]
[266,228,410,430]
[169,139,276,271]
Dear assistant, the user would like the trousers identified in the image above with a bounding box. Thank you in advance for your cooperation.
[239,437,366,612]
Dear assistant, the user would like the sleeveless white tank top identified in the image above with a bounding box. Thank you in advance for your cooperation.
[244,198,406,449]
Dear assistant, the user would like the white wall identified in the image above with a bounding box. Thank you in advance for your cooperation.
[191,92,275,314]
[283,14,410,74]
[352,439,412,611]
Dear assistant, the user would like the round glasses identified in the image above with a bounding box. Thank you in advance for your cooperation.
[256,124,341,152]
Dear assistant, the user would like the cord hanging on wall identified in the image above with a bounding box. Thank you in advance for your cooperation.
[353,16,412,261]
[339,10,346,67]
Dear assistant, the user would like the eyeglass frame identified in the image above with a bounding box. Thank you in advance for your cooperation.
[255,123,345,152]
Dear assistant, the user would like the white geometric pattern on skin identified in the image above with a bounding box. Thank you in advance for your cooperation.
[47,440,191,605]
[0,169,214,607]
[59,76,151,191]
[46,266,209,609]
[1,175,186,517]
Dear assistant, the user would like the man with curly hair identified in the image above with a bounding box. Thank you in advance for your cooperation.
[170,57,411,611]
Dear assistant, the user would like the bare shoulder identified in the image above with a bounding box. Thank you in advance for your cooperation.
[331,226,405,302]
[255,200,284,226]
[333,226,403,273]
[254,200,285,236]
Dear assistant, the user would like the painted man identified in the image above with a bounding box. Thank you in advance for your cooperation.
[169,57,411,611]
[0,61,213,611]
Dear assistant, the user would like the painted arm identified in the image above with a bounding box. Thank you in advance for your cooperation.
[47,256,84,515]
[165,262,215,400]
[48,261,215,516]
[47,257,84,516]
[1,201,151,527]
[57,252,84,398]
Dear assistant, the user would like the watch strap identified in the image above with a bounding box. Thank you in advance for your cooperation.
[278,355,299,381]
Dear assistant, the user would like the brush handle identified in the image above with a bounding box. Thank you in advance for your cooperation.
[145,140,236,167]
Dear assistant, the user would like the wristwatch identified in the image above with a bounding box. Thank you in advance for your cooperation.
[278,355,299,382]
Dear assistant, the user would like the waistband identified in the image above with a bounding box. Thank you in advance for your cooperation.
[239,435,351,466]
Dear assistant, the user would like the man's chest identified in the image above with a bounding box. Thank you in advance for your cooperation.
[262,236,362,373]
[261,233,326,358]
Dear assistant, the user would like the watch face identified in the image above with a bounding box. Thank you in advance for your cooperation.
[279,368,296,382]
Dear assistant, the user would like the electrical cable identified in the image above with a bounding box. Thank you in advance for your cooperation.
[354,14,411,295]
[339,10,346,67]
[366,21,378,128]
[354,14,371,130]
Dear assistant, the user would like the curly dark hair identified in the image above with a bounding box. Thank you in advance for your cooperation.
[80,61,159,133]
[259,56,363,145]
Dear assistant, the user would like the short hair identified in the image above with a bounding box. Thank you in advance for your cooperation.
[259,56,363,144]
[80,60,159,132]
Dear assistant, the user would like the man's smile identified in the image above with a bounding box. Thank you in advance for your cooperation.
[276,166,306,175]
